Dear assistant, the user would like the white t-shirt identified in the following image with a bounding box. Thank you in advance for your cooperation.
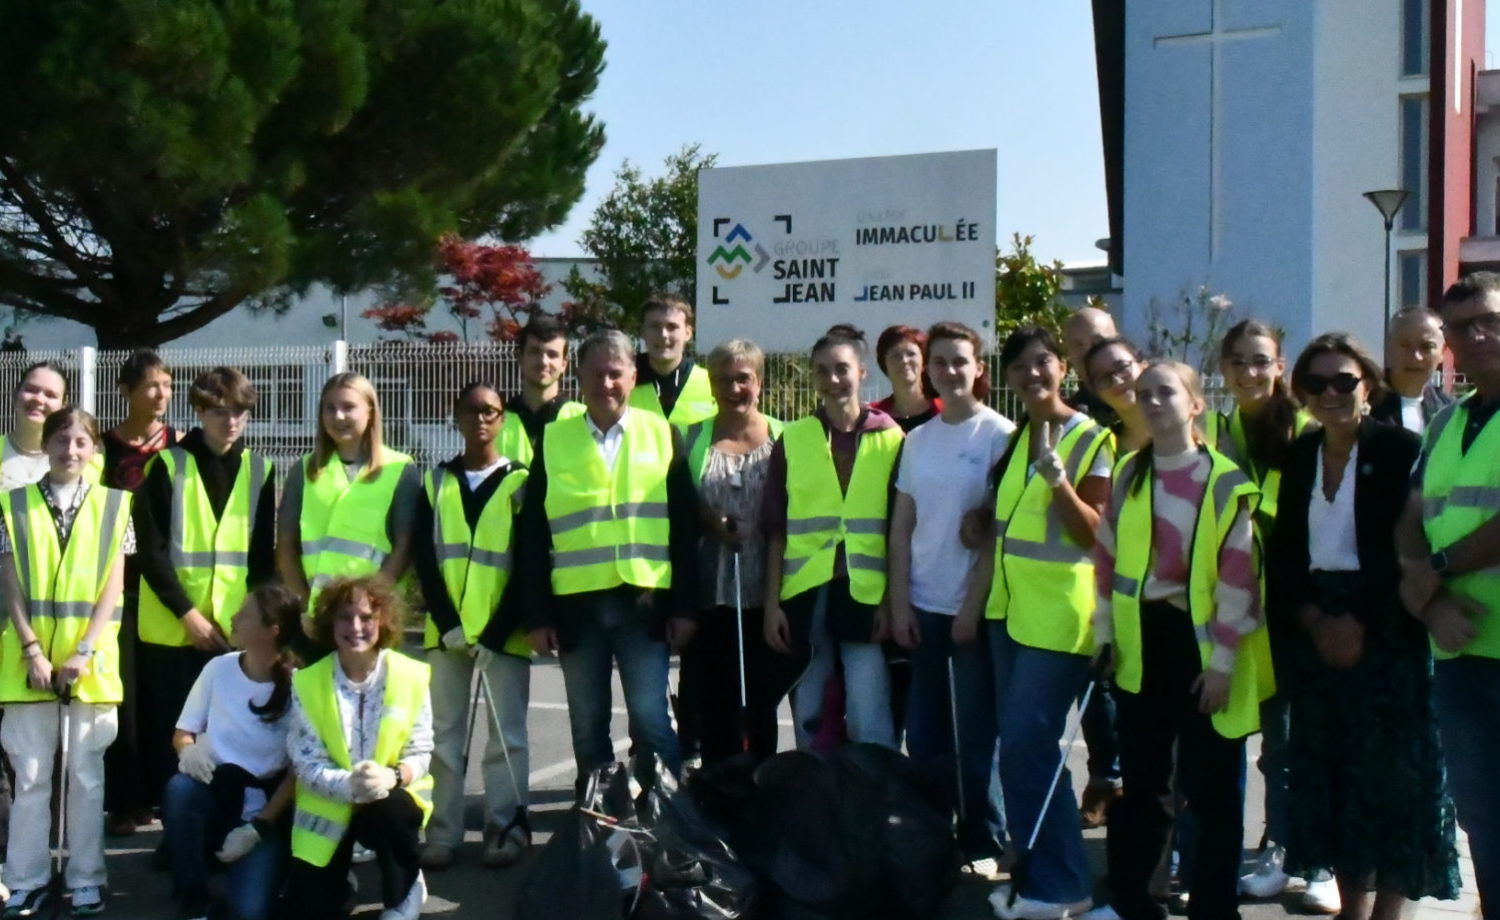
[896,406,1017,614]
[462,457,508,491]
[1399,396,1424,435]
[177,652,292,784]
[0,438,49,493]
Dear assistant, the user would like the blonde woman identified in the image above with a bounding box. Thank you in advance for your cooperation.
[277,374,420,648]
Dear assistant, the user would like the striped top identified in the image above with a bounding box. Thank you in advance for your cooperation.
[1093,447,1260,674]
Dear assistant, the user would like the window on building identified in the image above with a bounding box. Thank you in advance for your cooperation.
[1402,0,1430,77]
[1400,95,1428,232]
[1398,249,1427,310]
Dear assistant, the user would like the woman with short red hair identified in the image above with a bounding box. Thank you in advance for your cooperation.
[873,325,943,432]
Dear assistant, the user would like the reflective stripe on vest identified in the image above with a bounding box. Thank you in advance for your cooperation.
[629,364,716,427]
[290,652,434,867]
[1421,397,1500,659]
[423,465,532,657]
[984,418,1111,655]
[1207,408,1310,525]
[299,450,413,611]
[681,415,785,485]
[0,484,129,704]
[1108,448,1273,738]
[543,412,674,595]
[138,447,270,647]
[779,417,903,604]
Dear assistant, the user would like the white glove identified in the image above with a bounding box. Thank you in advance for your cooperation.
[350,760,398,804]
[177,740,216,784]
[440,627,468,652]
[1033,421,1067,488]
[474,645,496,670]
[215,823,261,863]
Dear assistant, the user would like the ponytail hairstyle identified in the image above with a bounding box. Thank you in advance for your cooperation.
[811,323,868,363]
[246,583,305,724]
[1128,360,1208,497]
[1219,319,1300,473]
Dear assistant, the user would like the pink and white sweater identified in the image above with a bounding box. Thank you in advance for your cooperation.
[1092,448,1260,674]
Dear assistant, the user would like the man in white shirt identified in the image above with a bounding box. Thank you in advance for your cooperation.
[1373,308,1452,434]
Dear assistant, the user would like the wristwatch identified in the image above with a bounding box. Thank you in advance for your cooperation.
[1430,550,1450,575]
[75,640,94,657]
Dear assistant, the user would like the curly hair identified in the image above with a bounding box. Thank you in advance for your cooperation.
[309,575,408,651]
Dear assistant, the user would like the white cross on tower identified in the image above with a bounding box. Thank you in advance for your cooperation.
[1154,0,1282,261]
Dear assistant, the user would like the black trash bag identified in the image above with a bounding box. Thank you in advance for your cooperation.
[635,758,760,919]
[689,745,961,920]
[515,763,649,920]
[833,743,962,917]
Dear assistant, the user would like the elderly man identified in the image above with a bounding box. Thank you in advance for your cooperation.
[514,328,700,792]
[1399,272,1500,920]
[1372,307,1452,434]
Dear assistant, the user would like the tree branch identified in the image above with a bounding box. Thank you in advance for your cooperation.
[0,161,120,310]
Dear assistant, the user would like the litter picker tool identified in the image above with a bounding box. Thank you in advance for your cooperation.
[477,660,530,843]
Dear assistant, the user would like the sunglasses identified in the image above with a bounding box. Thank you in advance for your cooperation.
[1302,372,1363,396]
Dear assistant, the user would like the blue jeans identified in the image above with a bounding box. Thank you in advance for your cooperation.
[789,584,894,749]
[1432,656,1500,918]
[1255,693,1290,846]
[905,610,1004,858]
[991,625,1093,904]
[559,593,681,790]
[162,772,286,920]
[1080,676,1121,786]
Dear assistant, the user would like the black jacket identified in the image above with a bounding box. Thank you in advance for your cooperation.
[1267,419,1422,636]
[1369,384,1451,430]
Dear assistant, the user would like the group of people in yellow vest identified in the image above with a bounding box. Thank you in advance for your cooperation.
[0,276,1494,920]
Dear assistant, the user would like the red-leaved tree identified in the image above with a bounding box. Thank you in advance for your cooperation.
[364,235,553,343]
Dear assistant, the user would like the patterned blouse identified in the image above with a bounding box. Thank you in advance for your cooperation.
[285,649,434,803]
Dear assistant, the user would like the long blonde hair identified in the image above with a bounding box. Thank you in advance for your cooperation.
[309,372,391,482]
[1128,359,1206,496]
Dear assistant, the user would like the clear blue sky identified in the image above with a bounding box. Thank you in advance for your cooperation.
[529,1,1500,268]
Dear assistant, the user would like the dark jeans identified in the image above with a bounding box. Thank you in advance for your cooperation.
[904,611,1004,859]
[1432,656,1500,919]
[163,771,288,920]
[1108,602,1245,920]
[282,789,424,919]
[138,641,217,807]
[685,605,791,765]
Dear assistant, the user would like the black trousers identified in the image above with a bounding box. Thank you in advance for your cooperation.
[283,789,424,919]
[682,606,798,765]
[138,641,217,807]
[1107,602,1245,920]
[104,591,148,816]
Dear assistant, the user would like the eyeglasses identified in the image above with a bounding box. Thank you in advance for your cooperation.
[1227,356,1277,372]
[1094,360,1137,387]
[456,406,502,421]
[1445,311,1500,341]
[1301,372,1363,396]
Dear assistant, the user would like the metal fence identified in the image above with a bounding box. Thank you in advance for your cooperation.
[0,343,1242,477]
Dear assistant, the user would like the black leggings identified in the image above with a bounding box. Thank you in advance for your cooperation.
[282,789,424,919]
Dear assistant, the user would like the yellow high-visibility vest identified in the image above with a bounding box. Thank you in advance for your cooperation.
[1420,396,1500,660]
[1204,408,1311,524]
[543,412,674,595]
[138,446,271,646]
[423,464,532,657]
[299,450,413,612]
[495,401,584,468]
[629,364,716,427]
[1108,447,1273,738]
[0,482,130,703]
[290,651,434,867]
[985,418,1112,655]
[779,417,903,604]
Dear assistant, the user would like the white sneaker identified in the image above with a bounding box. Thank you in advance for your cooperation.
[989,884,1094,920]
[379,871,426,920]
[69,886,105,916]
[1299,872,1341,914]
[1238,843,1289,899]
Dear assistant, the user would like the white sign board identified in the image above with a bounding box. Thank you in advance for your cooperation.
[696,149,996,352]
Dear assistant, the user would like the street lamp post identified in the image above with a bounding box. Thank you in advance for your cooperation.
[1363,189,1409,350]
